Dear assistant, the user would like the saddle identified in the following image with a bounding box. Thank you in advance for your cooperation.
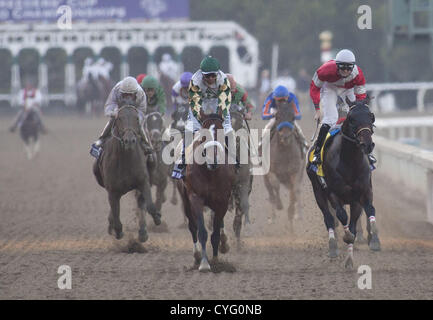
[307,125,341,177]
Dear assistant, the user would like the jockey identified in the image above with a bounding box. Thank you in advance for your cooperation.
[159,53,179,83]
[89,76,153,158]
[140,75,167,116]
[225,74,253,120]
[171,56,234,179]
[172,71,193,112]
[310,49,376,166]
[9,82,47,133]
[136,73,147,86]
[260,85,308,155]
[81,57,93,82]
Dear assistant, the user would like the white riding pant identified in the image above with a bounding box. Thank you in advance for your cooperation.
[320,83,355,126]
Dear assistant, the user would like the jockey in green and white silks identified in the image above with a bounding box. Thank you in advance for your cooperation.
[171,56,233,180]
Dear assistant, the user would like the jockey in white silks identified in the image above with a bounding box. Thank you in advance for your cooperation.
[159,53,179,83]
[9,84,47,133]
[171,56,234,180]
[89,76,153,159]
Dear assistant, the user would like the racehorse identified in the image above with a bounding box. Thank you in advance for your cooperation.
[145,111,169,212]
[229,104,253,241]
[306,97,380,268]
[176,113,236,272]
[20,109,41,160]
[76,74,110,116]
[93,105,161,242]
[263,100,305,231]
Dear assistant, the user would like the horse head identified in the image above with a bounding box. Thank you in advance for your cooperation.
[274,100,296,146]
[200,113,225,171]
[344,96,375,154]
[230,104,246,131]
[145,111,164,150]
[113,105,141,151]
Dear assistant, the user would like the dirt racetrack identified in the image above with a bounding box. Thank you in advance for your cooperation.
[1,111,433,300]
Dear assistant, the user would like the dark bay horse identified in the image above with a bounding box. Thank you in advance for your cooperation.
[20,109,41,160]
[93,105,161,242]
[177,113,236,272]
[306,97,380,268]
[145,111,169,211]
[263,100,304,231]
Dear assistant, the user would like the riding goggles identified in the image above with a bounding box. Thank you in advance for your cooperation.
[337,63,354,71]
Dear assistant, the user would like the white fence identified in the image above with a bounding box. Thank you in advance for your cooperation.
[374,135,433,224]
[375,116,433,147]
[366,82,433,113]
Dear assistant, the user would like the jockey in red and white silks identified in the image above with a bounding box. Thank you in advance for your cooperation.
[9,84,46,133]
[310,49,368,165]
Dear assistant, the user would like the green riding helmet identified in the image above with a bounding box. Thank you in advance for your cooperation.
[200,56,220,74]
[141,75,159,89]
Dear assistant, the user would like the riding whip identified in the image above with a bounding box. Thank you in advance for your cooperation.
[310,118,320,142]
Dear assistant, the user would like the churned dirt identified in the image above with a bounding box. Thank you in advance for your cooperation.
[1,111,432,300]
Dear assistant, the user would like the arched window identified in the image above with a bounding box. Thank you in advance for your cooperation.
[209,46,230,73]
[128,47,149,77]
[181,46,203,73]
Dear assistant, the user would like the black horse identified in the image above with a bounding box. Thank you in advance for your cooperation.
[307,97,380,268]
[20,110,42,159]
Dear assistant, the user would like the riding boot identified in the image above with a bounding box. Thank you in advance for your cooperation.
[171,142,186,180]
[90,117,114,158]
[311,124,331,165]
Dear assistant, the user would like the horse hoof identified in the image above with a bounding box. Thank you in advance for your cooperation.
[356,234,367,244]
[115,231,124,240]
[276,202,283,210]
[152,213,162,226]
[344,256,353,269]
[219,243,230,254]
[194,251,201,265]
[368,233,381,251]
[343,231,355,244]
[138,231,148,243]
[328,238,339,258]
[199,259,211,272]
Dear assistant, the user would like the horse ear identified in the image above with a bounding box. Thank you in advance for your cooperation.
[345,97,355,107]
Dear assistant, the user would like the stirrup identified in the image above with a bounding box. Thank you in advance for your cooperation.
[368,154,377,164]
[311,153,321,165]
[90,143,102,159]
[171,162,185,180]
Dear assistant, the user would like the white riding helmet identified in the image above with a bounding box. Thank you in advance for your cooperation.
[119,76,139,94]
[335,49,356,64]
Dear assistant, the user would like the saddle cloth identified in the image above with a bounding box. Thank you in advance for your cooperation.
[308,126,341,177]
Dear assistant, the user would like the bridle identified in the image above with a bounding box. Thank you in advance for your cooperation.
[342,104,374,146]
[111,105,140,146]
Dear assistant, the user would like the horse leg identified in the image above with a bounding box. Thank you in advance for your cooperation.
[108,192,123,240]
[355,213,367,244]
[363,201,381,251]
[219,219,229,254]
[263,173,279,223]
[343,202,363,269]
[141,179,162,226]
[307,171,338,258]
[328,194,354,244]
[193,199,210,272]
[286,183,296,234]
[170,180,178,205]
[135,191,148,242]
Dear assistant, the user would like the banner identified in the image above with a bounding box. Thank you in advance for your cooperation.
[0,0,189,22]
